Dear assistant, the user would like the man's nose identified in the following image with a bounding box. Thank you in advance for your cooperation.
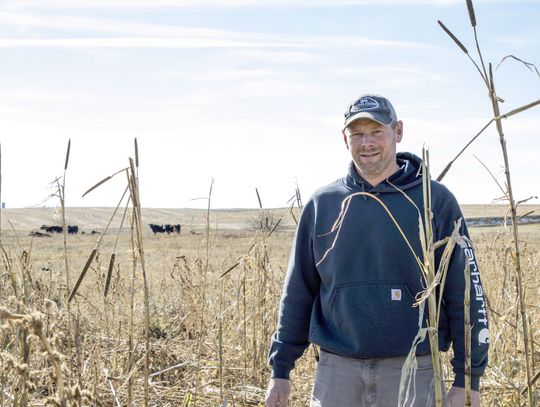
[360,134,375,145]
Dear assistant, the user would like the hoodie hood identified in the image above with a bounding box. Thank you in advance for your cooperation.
[345,152,423,193]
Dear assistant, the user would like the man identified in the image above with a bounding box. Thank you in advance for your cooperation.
[265,94,489,407]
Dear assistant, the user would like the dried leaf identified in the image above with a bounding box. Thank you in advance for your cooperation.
[68,249,97,303]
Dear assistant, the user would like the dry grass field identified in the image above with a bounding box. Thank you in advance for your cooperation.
[0,205,539,406]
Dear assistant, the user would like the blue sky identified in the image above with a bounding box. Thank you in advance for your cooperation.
[1,0,539,209]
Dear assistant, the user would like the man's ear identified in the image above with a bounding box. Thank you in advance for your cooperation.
[342,130,350,149]
[395,121,404,143]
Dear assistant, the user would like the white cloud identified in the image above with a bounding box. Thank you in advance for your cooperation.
[0,11,249,38]
[0,37,298,48]
[0,10,428,50]
[335,65,448,85]
[0,0,508,11]
[220,49,328,65]
[0,9,431,51]
[0,35,428,50]
[492,36,539,49]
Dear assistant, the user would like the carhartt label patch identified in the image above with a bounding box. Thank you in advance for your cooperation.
[391,289,402,301]
[478,328,490,344]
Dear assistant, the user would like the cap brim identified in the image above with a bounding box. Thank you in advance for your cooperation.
[343,112,393,129]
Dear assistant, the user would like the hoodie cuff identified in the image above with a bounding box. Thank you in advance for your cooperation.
[453,374,480,391]
[270,365,291,380]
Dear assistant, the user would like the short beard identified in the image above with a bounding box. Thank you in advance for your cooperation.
[356,161,386,179]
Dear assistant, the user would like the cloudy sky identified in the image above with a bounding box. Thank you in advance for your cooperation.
[1,0,539,209]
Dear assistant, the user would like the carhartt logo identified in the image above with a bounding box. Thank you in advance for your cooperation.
[478,328,490,344]
[391,289,402,301]
[352,97,380,112]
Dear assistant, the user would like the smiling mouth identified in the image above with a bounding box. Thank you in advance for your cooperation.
[360,152,379,158]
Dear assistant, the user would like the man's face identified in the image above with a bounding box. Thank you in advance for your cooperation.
[342,118,403,184]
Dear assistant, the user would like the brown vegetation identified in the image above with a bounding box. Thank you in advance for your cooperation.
[0,205,539,405]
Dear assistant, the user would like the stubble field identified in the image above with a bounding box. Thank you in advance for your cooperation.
[0,205,539,406]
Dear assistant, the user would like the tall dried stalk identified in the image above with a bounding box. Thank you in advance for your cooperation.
[242,262,248,406]
[16,248,32,407]
[488,64,534,405]
[194,178,215,406]
[127,156,150,407]
[252,188,279,377]
[51,139,74,406]
[127,201,136,406]
[420,151,445,407]
[219,279,225,403]
[438,1,537,404]
[60,139,71,298]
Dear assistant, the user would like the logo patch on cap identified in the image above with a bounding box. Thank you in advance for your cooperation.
[343,94,397,129]
[352,97,380,112]
[391,289,402,301]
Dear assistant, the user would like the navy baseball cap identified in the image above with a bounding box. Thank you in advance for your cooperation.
[343,94,398,129]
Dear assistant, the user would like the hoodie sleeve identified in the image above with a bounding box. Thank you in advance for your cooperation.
[433,186,489,391]
[268,201,321,379]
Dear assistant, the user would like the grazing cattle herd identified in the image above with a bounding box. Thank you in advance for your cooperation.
[40,225,64,234]
[24,215,540,239]
[148,223,181,234]
[29,223,182,237]
[39,225,80,234]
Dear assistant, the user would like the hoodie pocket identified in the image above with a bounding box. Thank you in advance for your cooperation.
[328,281,421,356]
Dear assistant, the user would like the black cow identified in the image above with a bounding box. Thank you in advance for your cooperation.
[164,224,181,234]
[68,225,79,234]
[29,231,51,237]
[40,225,63,233]
[149,223,166,234]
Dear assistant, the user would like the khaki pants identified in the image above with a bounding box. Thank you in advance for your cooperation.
[311,350,441,407]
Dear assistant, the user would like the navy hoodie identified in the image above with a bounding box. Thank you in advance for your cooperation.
[268,152,489,390]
